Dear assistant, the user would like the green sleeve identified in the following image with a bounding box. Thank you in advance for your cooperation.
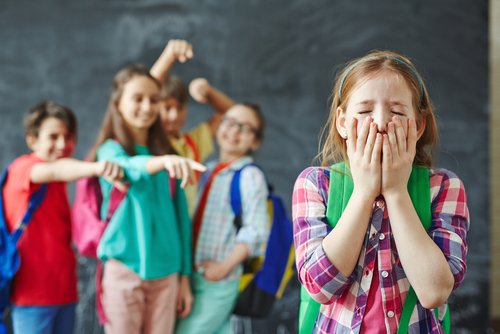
[97,140,150,183]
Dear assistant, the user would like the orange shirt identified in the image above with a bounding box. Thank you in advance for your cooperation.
[3,154,77,305]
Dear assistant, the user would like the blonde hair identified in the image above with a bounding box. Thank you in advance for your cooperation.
[319,50,438,167]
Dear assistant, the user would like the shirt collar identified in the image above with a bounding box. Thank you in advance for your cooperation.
[206,156,254,174]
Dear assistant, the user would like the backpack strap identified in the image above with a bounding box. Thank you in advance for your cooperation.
[0,166,47,243]
[230,167,245,232]
[0,164,47,324]
[229,163,270,233]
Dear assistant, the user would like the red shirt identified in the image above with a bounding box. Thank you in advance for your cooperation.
[3,154,77,305]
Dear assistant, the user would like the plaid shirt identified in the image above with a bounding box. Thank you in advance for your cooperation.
[195,156,269,281]
[292,167,469,333]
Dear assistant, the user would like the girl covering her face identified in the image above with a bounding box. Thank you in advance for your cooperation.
[294,51,469,334]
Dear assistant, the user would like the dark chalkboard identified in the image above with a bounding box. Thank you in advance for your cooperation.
[0,0,488,333]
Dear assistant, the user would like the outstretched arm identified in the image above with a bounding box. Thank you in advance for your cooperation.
[150,39,193,83]
[189,78,235,135]
[30,159,125,190]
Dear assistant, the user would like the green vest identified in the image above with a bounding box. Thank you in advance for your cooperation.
[298,162,450,333]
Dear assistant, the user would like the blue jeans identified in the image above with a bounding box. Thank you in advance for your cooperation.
[11,303,76,334]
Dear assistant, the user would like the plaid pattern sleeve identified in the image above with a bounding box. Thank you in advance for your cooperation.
[430,168,470,290]
[292,166,469,334]
[292,167,355,304]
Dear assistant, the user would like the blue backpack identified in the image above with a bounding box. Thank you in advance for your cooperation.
[228,164,295,318]
[0,166,47,334]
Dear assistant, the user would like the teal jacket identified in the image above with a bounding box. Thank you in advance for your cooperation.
[97,139,191,279]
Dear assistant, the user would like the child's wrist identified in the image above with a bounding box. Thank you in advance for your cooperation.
[382,188,409,203]
[351,188,378,204]
[163,55,177,67]
[93,162,102,177]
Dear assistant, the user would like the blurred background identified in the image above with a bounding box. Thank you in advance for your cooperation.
[0,0,494,333]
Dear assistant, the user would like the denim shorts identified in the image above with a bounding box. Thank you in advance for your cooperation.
[11,303,76,334]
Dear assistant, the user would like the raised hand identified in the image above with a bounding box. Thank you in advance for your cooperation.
[381,116,417,197]
[189,78,211,104]
[346,116,383,201]
[162,39,194,64]
[151,39,194,82]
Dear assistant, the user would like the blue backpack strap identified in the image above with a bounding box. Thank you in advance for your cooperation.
[230,163,268,232]
[0,164,47,328]
[230,168,244,232]
[1,165,47,243]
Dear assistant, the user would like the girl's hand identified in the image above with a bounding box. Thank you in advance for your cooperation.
[163,39,194,65]
[189,78,211,104]
[381,116,417,197]
[163,156,207,188]
[176,276,193,318]
[346,116,383,201]
[196,261,231,282]
[95,160,128,192]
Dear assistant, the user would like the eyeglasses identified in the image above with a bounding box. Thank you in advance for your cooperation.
[220,117,257,135]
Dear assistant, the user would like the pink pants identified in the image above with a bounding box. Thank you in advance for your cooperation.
[102,259,179,334]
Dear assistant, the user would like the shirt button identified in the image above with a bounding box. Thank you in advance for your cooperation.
[387,310,395,318]
[379,233,385,240]
[376,200,385,208]
[381,271,389,278]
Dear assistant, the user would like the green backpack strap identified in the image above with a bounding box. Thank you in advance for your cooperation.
[397,167,450,334]
[298,163,449,333]
[298,163,351,334]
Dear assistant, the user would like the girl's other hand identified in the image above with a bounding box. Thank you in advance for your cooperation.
[95,160,128,192]
[164,39,194,64]
[346,116,382,201]
[176,276,193,318]
[163,155,207,188]
[196,261,231,282]
[189,78,211,104]
[381,117,417,197]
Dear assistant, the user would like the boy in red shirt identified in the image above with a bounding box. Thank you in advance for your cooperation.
[2,101,123,334]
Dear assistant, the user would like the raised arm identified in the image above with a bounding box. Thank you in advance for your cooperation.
[189,78,236,135]
[150,39,194,83]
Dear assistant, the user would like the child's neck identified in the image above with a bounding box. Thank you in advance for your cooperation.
[219,152,246,163]
[129,127,148,146]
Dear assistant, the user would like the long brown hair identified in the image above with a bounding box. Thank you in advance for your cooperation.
[319,50,438,167]
[89,64,176,160]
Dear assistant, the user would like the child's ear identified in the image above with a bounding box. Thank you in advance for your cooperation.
[335,107,348,139]
[416,117,426,140]
[25,135,37,151]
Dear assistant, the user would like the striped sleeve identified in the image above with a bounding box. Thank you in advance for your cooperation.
[429,168,470,290]
[292,167,355,304]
